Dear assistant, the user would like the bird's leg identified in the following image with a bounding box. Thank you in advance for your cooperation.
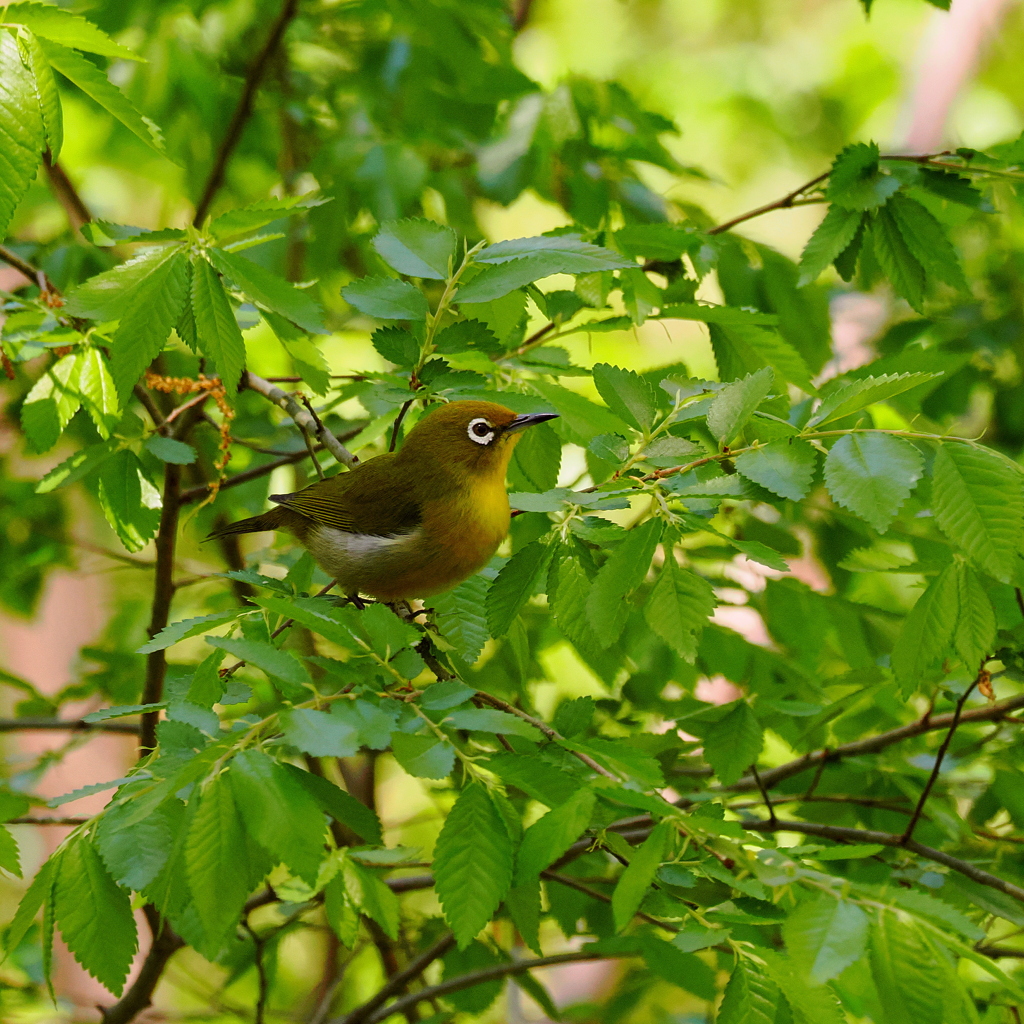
[388,600,416,622]
[347,593,366,611]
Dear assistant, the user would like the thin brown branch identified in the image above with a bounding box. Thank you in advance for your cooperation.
[542,870,678,931]
[976,945,1024,959]
[243,372,359,467]
[243,922,270,1024]
[750,764,776,826]
[134,383,170,435]
[331,950,631,1024]
[901,670,984,845]
[389,400,413,453]
[141,460,182,753]
[742,819,1024,904]
[337,932,455,1024]
[0,718,140,734]
[472,691,618,780]
[9,816,90,825]
[43,153,92,232]
[100,906,184,1024]
[705,691,1024,793]
[193,0,301,225]
[385,874,434,894]
[0,245,54,291]
[181,446,314,503]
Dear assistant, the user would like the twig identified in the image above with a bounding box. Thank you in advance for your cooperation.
[700,692,1024,793]
[164,391,211,427]
[180,446,317,503]
[901,669,984,845]
[542,871,679,931]
[328,950,631,1024]
[976,946,1024,959]
[0,718,140,734]
[193,0,301,225]
[134,384,170,435]
[243,923,270,1024]
[338,932,456,1024]
[389,400,413,453]
[243,372,358,468]
[0,245,55,292]
[503,320,557,360]
[140,461,182,753]
[9,816,90,826]
[100,906,184,1024]
[750,764,776,826]
[740,819,1024,904]
[1015,588,1024,622]
[472,691,618,780]
[43,153,92,232]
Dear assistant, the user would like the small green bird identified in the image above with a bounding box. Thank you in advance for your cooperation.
[211,400,557,602]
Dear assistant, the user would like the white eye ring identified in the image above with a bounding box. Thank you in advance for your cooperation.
[467,417,495,445]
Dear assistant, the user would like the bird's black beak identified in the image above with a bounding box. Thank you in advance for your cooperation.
[504,412,559,434]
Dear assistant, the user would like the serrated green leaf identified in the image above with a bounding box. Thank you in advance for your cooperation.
[370,325,419,365]
[96,790,179,891]
[206,636,311,692]
[186,773,251,954]
[345,859,399,938]
[516,786,595,881]
[706,366,774,446]
[91,449,162,552]
[592,362,657,431]
[889,564,958,695]
[611,820,670,932]
[36,38,163,153]
[207,247,326,333]
[823,432,923,532]
[109,249,188,404]
[433,318,502,354]
[869,913,944,1024]
[144,435,196,464]
[808,371,941,426]
[433,574,490,663]
[136,611,239,653]
[531,379,631,442]
[873,207,925,312]
[477,235,636,268]
[0,30,44,238]
[282,707,359,757]
[735,439,817,501]
[191,256,245,394]
[356,602,419,658]
[643,554,715,662]
[433,782,514,948]
[888,191,967,291]
[952,562,995,670]
[798,205,865,286]
[702,700,763,785]
[486,541,549,636]
[372,218,457,279]
[826,142,900,211]
[285,765,381,844]
[587,519,663,645]
[445,708,543,740]
[783,894,868,984]
[4,855,55,957]
[20,351,82,453]
[208,193,329,237]
[932,442,1024,583]
[77,348,119,438]
[342,275,428,320]
[20,29,62,158]
[391,733,455,779]
[7,4,142,61]
[53,835,137,995]
[718,324,816,394]
[659,303,778,327]
[229,750,326,886]
[64,244,180,320]
[759,950,846,1024]
[717,956,780,1024]
[0,824,21,877]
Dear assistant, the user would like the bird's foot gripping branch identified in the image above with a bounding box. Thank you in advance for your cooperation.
[5,7,1024,1013]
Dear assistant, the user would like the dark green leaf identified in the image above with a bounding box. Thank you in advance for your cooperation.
[798,205,865,285]
[191,256,246,394]
[702,701,763,785]
[0,31,44,237]
[611,821,670,931]
[486,541,549,636]
[285,765,381,844]
[144,435,196,464]
[373,218,457,279]
[826,142,900,210]
[516,787,596,880]
[783,894,868,984]
[808,371,941,427]
[587,519,663,645]
[7,4,141,61]
[433,574,490,663]
[717,957,780,1024]
[282,707,359,757]
[342,276,429,320]
[735,439,817,500]
[371,326,420,365]
[592,362,658,431]
[890,565,958,695]
[643,555,716,662]
[706,367,775,446]
[391,733,455,779]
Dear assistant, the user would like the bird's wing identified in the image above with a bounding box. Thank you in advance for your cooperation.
[270,458,422,536]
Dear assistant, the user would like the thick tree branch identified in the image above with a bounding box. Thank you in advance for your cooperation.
[0,718,140,734]
[100,906,184,1024]
[193,0,301,225]
[243,372,359,468]
[332,950,630,1024]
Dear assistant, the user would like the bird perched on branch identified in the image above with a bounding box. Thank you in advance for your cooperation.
[210,400,557,602]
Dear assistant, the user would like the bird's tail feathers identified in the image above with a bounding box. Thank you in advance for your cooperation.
[205,508,285,542]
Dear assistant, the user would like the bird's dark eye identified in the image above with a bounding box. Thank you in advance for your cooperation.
[467,418,495,444]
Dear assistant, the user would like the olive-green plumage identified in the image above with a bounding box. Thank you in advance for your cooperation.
[210,400,557,601]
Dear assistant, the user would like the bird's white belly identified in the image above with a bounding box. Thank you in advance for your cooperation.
[305,526,422,582]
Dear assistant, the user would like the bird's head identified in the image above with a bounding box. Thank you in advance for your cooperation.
[398,400,558,477]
